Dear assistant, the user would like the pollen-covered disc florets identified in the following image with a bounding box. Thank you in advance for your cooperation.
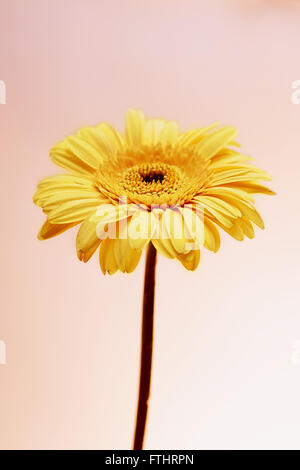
[95,143,212,207]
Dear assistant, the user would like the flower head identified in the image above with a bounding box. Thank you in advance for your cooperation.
[34,109,274,274]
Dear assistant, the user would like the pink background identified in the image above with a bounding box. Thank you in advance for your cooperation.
[0,0,300,450]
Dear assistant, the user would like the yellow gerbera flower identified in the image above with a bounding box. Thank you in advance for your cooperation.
[34,109,274,274]
[33,109,274,449]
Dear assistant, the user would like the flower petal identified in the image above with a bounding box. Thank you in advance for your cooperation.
[237,217,254,239]
[128,210,157,250]
[113,237,142,273]
[177,123,219,146]
[143,119,166,146]
[203,218,220,252]
[38,220,78,240]
[208,168,271,186]
[162,209,189,254]
[99,238,118,275]
[159,121,179,146]
[151,238,175,259]
[196,127,237,159]
[177,249,200,271]
[79,123,124,156]
[193,196,234,228]
[65,135,104,169]
[195,195,241,218]
[125,109,146,146]
[224,182,276,195]
[34,175,98,210]
[152,212,179,258]
[36,190,104,214]
[213,196,265,229]
[48,199,103,224]
[34,174,96,196]
[201,186,254,203]
[217,219,245,241]
[179,206,205,247]
[76,216,102,262]
[92,204,131,240]
[50,145,94,175]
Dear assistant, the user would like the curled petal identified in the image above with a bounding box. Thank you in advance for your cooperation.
[177,249,200,271]
[76,216,102,262]
[38,220,78,240]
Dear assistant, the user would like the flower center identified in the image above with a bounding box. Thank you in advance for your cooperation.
[140,170,165,184]
[119,162,183,200]
[95,143,212,206]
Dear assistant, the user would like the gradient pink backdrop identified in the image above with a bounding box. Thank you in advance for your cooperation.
[0,0,300,450]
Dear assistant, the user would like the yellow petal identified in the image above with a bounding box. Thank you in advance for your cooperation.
[225,182,276,195]
[178,206,205,247]
[152,212,179,258]
[79,123,124,156]
[209,168,272,186]
[143,119,166,146]
[99,238,118,275]
[35,174,94,187]
[237,217,254,239]
[151,238,175,259]
[211,151,253,167]
[36,190,103,213]
[124,246,143,273]
[48,199,103,224]
[76,216,102,262]
[158,121,179,146]
[195,195,241,218]
[66,135,103,169]
[177,123,219,146]
[193,197,234,228]
[92,204,130,240]
[113,237,142,273]
[50,145,93,175]
[215,197,264,229]
[203,218,220,252]
[96,123,125,150]
[177,249,200,271]
[128,210,157,250]
[34,174,96,205]
[162,209,190,254]
[151,213,177,258]
[202,186,254,204]
[125,109,146,146]
[99,218,143,274]
[196,127,237,159]
[38,220,78,240]
[113,238,128,272]
[238,202,265,229]
[218,219,244,241]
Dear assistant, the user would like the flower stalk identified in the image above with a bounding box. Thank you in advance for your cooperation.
[133,243,157,450]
